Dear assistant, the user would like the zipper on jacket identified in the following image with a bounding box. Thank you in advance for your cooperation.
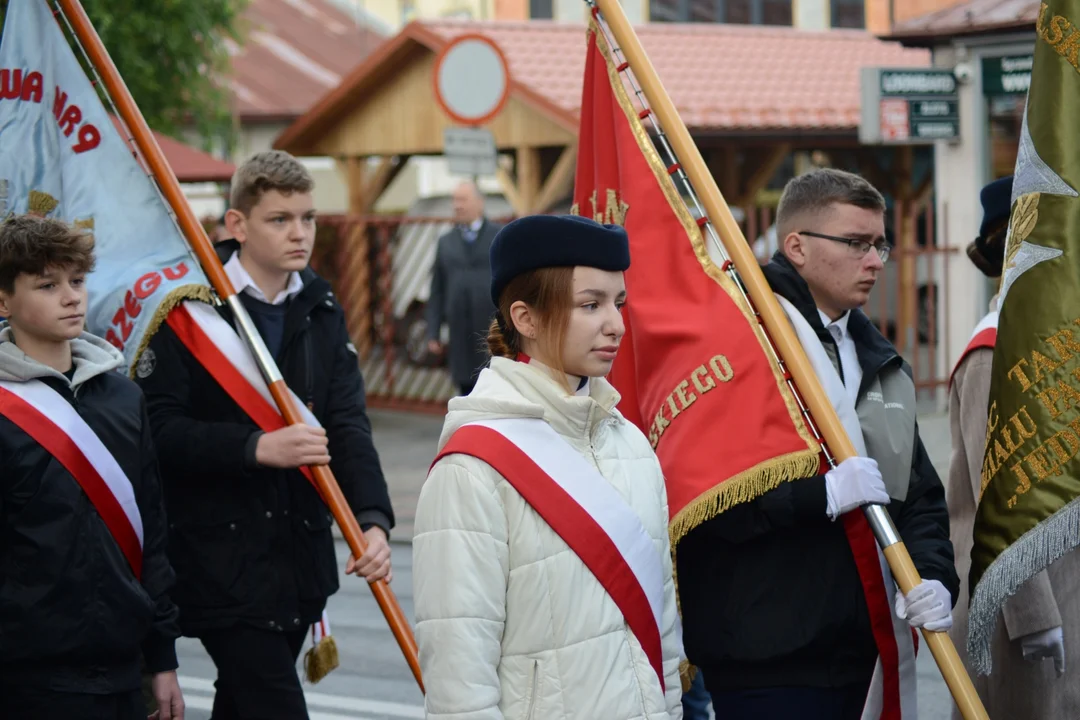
[523,660,540,720]
[302,326,315,409]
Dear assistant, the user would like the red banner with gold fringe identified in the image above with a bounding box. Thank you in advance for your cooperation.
[572,22,821,546]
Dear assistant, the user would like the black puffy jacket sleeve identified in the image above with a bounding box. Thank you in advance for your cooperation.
[135,394,181,673]
[325,312,394,535]
[138,322,262,479]
[888,425,960,605]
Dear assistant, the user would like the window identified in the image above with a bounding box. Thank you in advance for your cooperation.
[762,0,792,25]
[831,0,865,29]
[530,0,553,18]
[649,0,792,24]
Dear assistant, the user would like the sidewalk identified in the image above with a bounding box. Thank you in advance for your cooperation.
[368,407,955,544]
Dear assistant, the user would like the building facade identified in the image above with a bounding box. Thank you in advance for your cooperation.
[889,0,1037,391]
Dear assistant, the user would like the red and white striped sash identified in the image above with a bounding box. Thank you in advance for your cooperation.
[949,311,998,387]
[0,378,144,578]
[166,300,321,468]
[164,299,332,633]
[776,295,917,719]
[434,417,669,692]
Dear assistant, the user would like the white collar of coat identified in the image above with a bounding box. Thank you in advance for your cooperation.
[480,356,621,440]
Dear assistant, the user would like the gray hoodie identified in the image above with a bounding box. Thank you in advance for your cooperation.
[0,326,123,388]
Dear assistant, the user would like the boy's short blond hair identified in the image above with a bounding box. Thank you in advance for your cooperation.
[0,214,95,294]
[229,150,314,216]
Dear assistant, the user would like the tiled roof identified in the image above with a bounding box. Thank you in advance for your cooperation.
[109,117,235,184]
[277,19,930,149]
[889,0,1038,42]
[229,0,386,121]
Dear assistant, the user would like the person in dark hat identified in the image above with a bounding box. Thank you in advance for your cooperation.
[412,215,684,719]
[946,175,1079,719]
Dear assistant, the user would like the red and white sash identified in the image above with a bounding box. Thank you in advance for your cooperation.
[434,417,669,692]
[166,300,321,469]
[164,299,332,635]
[776,295,917,719]
[0,378,144,578]
[949,311,998,387]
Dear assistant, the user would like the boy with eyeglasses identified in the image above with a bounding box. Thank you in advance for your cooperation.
[677,168,957,719]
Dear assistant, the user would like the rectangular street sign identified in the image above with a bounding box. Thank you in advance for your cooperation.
[860,68,960,145]
[443,126,497,176]
[981,54,1033,96]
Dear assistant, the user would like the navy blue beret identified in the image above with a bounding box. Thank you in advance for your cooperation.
[489,215,631,306]
[979,176,1013,237]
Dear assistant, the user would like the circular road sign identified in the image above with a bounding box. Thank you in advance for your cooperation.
[433,34,511,126]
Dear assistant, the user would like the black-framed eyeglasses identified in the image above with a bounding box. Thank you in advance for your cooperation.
[799,230,891,263]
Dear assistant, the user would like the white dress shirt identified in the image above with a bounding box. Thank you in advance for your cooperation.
[224,251,303,306]
[460,218,483,242]
[819,309,862,407]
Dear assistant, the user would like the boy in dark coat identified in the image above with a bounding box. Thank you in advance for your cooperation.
[0,215,183,719]
[137,150,396,719]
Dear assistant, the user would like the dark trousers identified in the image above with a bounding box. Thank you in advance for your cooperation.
[0,687,144,720]
[709,683,871,720]
[681,670,713,720]
[200,625,309,720]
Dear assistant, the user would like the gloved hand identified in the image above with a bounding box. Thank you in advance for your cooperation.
[824,457,890,520]
[1020,626,1066,678]
[895,579,952,631]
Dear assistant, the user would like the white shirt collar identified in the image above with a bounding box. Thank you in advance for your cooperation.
[817,309,851,338]
[467,218,483,232]
[224,251,303,306]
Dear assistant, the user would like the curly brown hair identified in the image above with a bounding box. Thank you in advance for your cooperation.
[0,214,95,294]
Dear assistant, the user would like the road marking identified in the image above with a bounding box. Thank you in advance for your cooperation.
[178,675,424,719]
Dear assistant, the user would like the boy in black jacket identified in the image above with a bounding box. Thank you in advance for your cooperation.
[677,169,957,719]
[0,215,183,719]
[137,150,395,719]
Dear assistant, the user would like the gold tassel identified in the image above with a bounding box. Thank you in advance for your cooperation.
[28,189,59,216]
[680,659,697,693]
[303,635,339,684]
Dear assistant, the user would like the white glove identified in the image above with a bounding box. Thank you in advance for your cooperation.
[824,457,890,520]
[1020,626,1066,678]
[895,579,952,632]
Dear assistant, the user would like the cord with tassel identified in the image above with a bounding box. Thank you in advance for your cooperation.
[303,610,339,684]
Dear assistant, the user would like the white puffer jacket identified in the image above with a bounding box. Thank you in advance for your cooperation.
[413,357,683,720]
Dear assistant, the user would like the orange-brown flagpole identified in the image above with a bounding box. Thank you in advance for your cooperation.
[52,0,423,692]
[586,1,986,717]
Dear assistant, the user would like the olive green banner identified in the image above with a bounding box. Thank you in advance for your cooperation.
[969,0,1080,676]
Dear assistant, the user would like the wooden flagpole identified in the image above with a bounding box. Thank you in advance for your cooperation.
[53,0,423,692]
[587,1,987,717]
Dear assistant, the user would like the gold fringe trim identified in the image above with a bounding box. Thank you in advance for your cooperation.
[127,284,216,378]
[679,658,697,693]
[669,450,821,549]
[303,635,340,684]
[589,22,820,460]
[587,26,827,690]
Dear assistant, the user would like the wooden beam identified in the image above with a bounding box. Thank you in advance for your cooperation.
[360,157,395,213]
[913,174,934,211]
[495,165,523,216]
[517,145,541,214]
[344,157,367,215]
[534,144,578,213]
[735,143,790,206]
